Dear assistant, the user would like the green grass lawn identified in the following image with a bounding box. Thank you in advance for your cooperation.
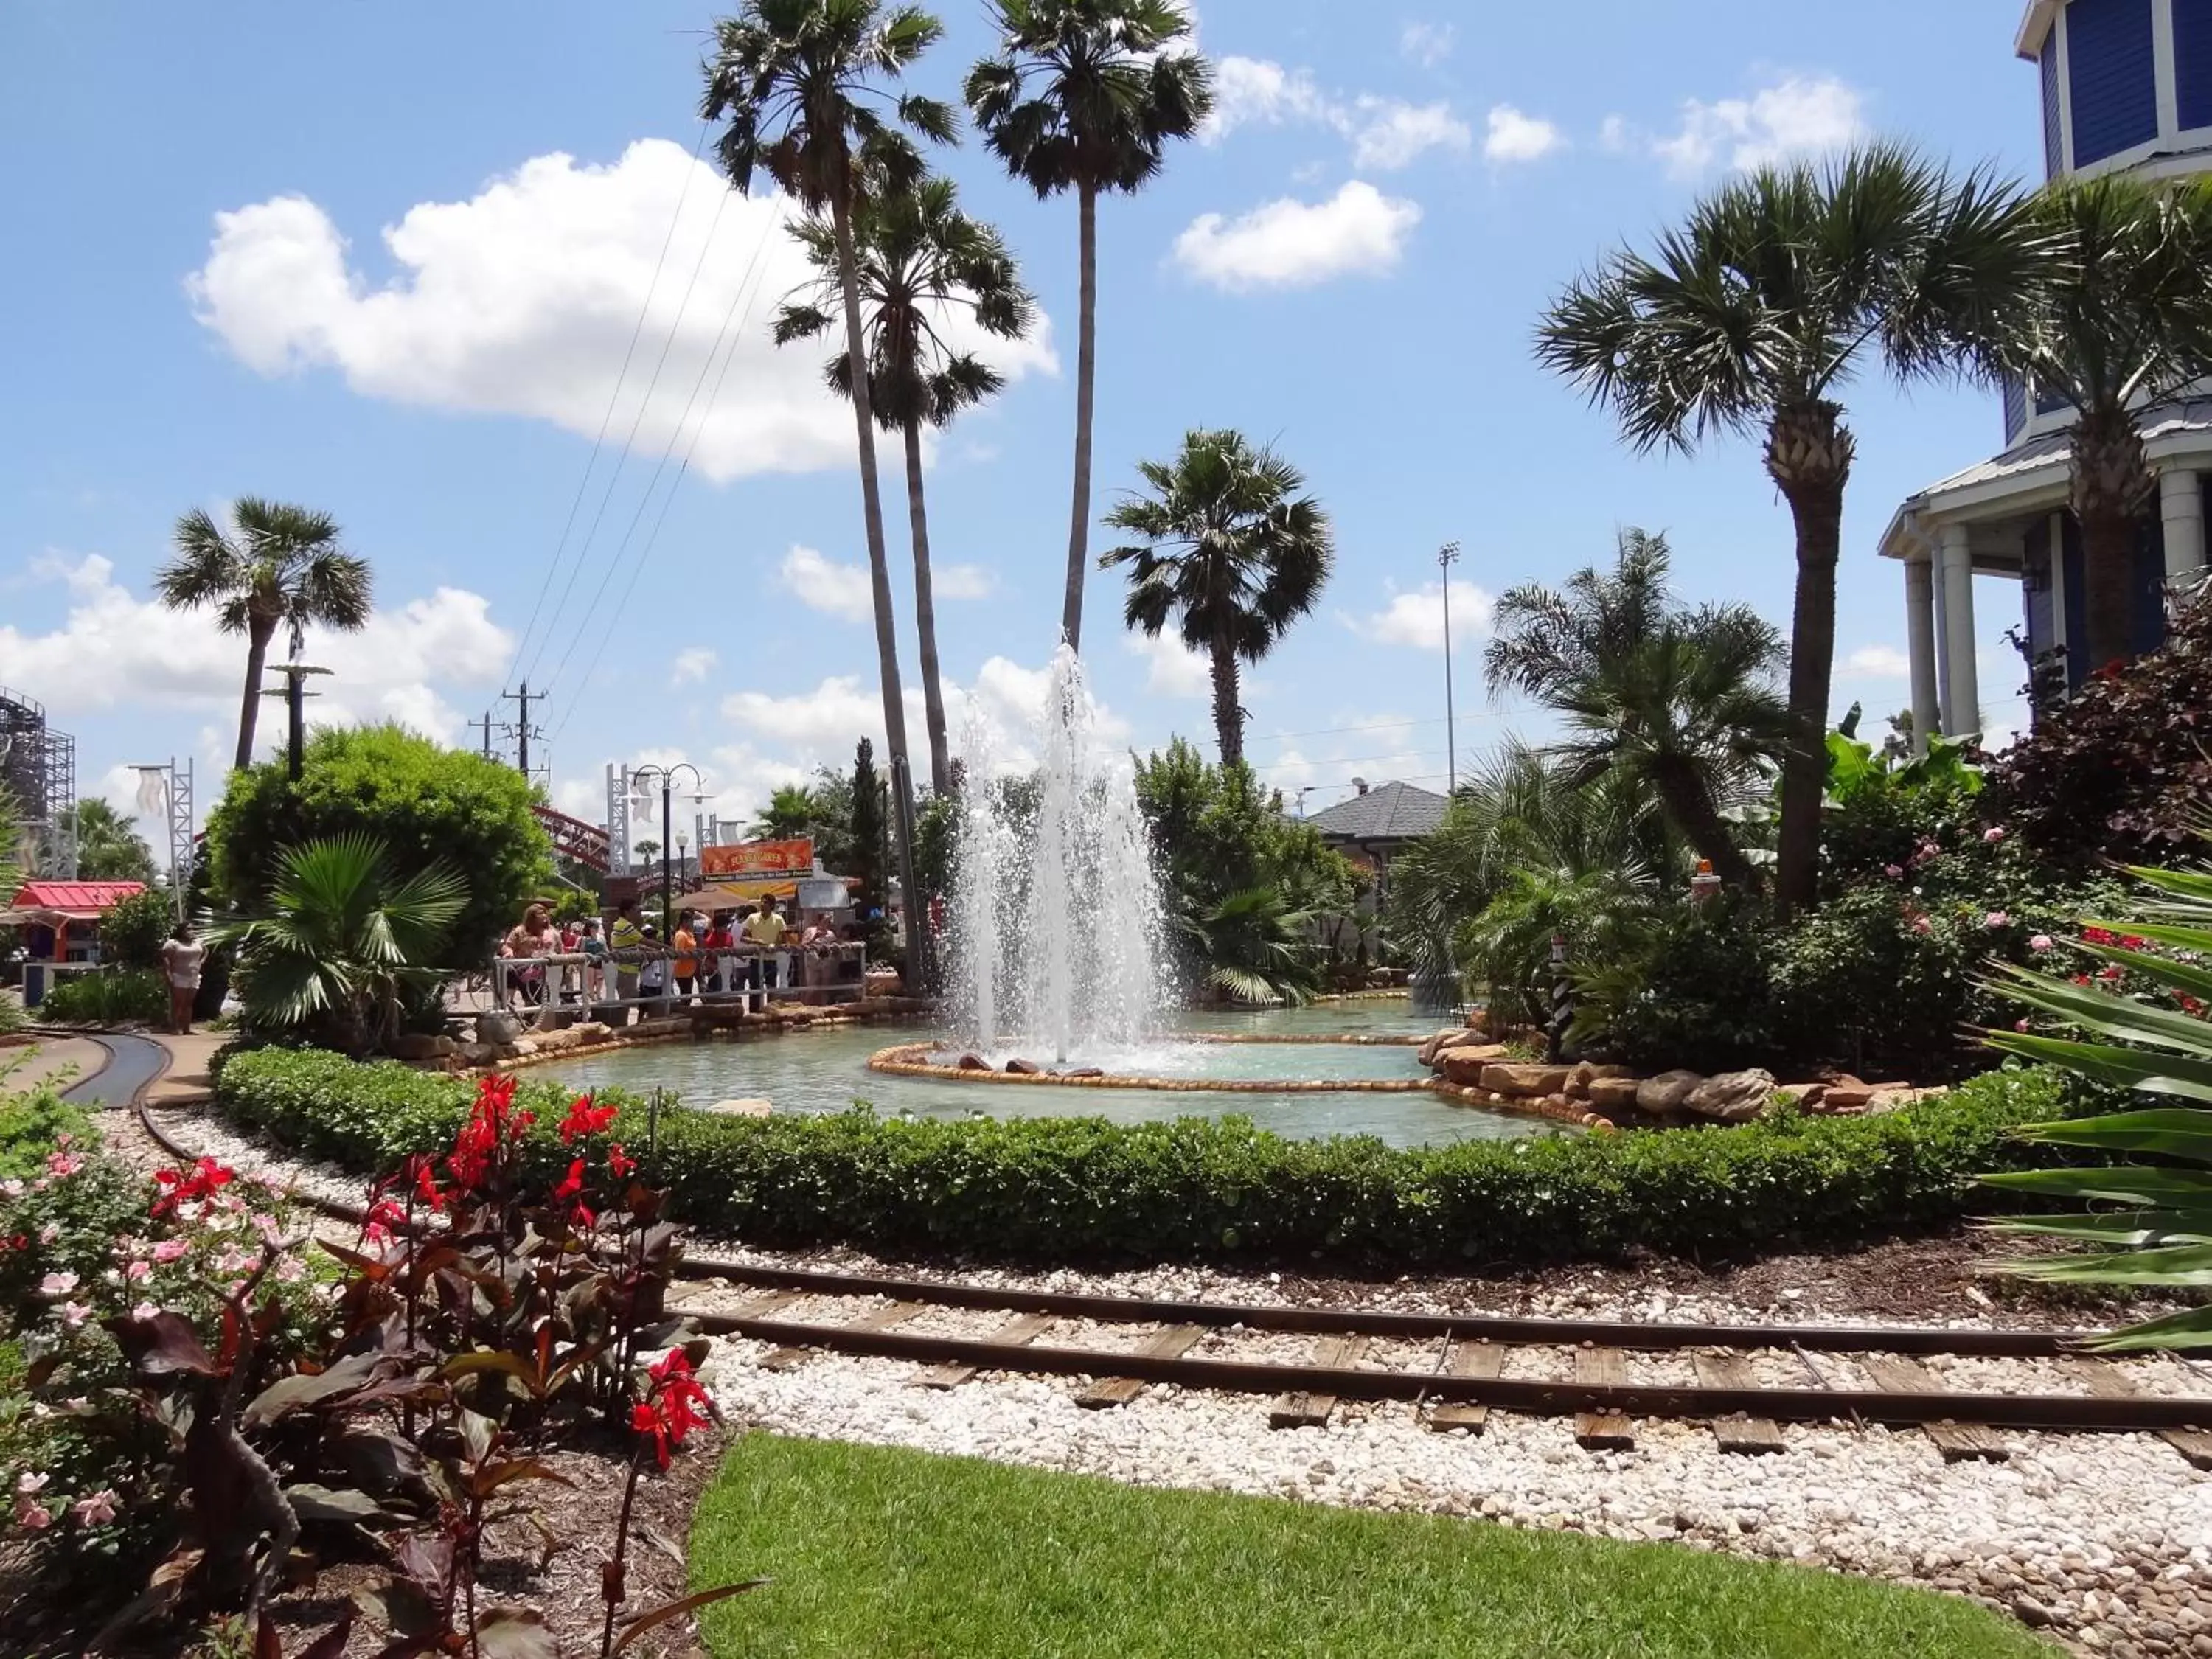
[689,1433,2053,1659]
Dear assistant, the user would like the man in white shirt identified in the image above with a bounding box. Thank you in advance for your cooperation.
[742,899,785,1011]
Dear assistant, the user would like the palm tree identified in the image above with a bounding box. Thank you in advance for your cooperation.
[775,174,1037,793]
[1100,429,1333,765]
[59,800,158,885]
[208,833,466,1054]
[154,498,372,771]
[1963,175,2212,672]
[703,0,954,987]
[1484,529,1790,892]
[1181,886,1320,1006]
[965,0,1212,653]
[751,783,822,841]
[1535,145,2034,920]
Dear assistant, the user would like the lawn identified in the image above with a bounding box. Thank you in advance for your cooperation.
[689,1434,2053,1659]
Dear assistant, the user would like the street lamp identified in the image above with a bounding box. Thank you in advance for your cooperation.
[128,759,195,920]
[628,764,703,942]
[1438,540,1461,794]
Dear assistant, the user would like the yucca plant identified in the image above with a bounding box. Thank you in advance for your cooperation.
[1981,837,2212,1348]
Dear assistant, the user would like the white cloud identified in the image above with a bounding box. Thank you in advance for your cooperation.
[1348,99,1472,170]
[1400,21,1455,67]
[1204,57,1466,170]
[2,553,509,752]
[1484,105,1566,165]
[1126,631,1213,698]
[1204,56,1332,141]
[669,646,717,686]
[1346,579,1495,650]
[1172,182,1422,292]
[776,545,873,622]
[933,563,997,601]
[188,140,1057,484]
[1630,76,1868,179]
[1846,644,1911,678]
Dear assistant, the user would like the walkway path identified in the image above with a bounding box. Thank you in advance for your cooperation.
[3,1035,110,1096]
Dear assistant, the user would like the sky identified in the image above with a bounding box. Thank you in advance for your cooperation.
[1,0,2045,855]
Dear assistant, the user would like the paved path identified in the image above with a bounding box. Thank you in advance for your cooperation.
[142,1032,224,1104]
[2,1035,111,1097]
[60,1032,169,1107]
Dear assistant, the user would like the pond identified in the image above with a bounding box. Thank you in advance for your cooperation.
[544,1001,1554,1150]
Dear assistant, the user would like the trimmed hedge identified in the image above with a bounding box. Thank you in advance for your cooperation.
[212,1048,2086,1268]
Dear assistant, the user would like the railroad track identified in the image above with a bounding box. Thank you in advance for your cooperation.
[133,1096,2212,1467]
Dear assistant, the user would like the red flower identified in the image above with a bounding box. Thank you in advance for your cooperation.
[558,1095,618,1147]
[2083,925,2118,946]
[608,1143,636,1180]
[413,1158,446,1213]
[448,1074,534,1192]
[554,1158,586,1204]
[2181,994,2206,1018]
[633,1350,714,1467]
[2073,974,2094,987]
[150,1157,237,1219]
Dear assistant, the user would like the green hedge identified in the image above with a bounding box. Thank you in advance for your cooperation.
[211,1048,2086,1268]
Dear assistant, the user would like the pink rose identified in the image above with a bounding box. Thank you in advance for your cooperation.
[1911,916,1933,936]
[1986,911,2011,929]
[2030,934,2054,951]
[1883,864,1904,879]
[59,1302,90,1330]
[130,1301,159,1321]
[0,1179,21,1199]
[15,1472,47,1496]
[38,1224,57,1245]
[1983,826,2006,844]
[36,1272,76,1295]
[44,1152,80,1178]
[13,1500,51,1531]
[69,1491,115,1527]
[125,1261,152,1283]
[151,1239,188,1264]
[2014,1017,2033,1033]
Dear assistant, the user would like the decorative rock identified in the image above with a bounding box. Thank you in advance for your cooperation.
[1566,1062,1596,1099]
[704,1097,772,1118]
[1822,1085,1875,1112]
[455,1041,496,1067]
[956,1053,990,1071]
[1437,1048,1509,1086]
[1587,1077,1642,1112]
[476,1009,524,1046]
[1004,1058,1042,1076]
[389,1032,456,1061]
[1778,1082,1829,1110]
[1065,1068,1105,1079]
[1635,1070,1703,1113]
[1478,1062,1571,1099]
[1420,1028,1498,1068]
[1684,1068,1776,1122]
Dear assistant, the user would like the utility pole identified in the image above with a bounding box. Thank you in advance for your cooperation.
[477,711,495,759]
[502,681,539,777]
[1438,540,1461,794]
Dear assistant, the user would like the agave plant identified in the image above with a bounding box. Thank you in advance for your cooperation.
[1981,841,2212,1349]
[209,833,466,1054]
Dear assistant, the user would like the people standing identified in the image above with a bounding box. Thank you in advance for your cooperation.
[580,917,608,1004]
[638,922,668,1015]
[672,914,698,1004]
[611,900,646,1020]
[742,897,785,1012]
[702,910,734,998]
[159,922,206,1036]
[501,904,558,1011]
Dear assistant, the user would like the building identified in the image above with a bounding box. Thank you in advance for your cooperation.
[0,879,149,1007]
[1879,0,2212,744]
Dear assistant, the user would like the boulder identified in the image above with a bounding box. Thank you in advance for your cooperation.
[955,1053,991,1071]
[1479,1062,1571,1099]
[1004,1057,1042,1076]
[570,1022,612,1046]
[1436,1046,1509,1086]
[476,1009,524,1046]
[1635,1070,1704,1113]
[1587,1077,1643,1112]
[862,970,904,998]
[705,1097,773,1119]
[389,1032,456,1061]
[1777,1082,1829,1110]
[1420,1028,1496,1068]
[455,1041,497,1068]
[1820,1084,1875,1112]
[1684,1068,1777,1123]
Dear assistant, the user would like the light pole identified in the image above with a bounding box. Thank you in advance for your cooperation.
[1438,540,1462,794]
[629,764,702,941]
[129,759,195,920]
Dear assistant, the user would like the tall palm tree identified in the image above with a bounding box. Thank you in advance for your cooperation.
[703,0,956,987]
[58,800,158,885]
[775,173,1037,793]
[965,0,1212,653]
[1535,144,2034,920]
[155,498,372,771]
[1099,429,1333,765]
[1963,174,2212,672]
[1485,529,1790,892]
[751,782,822,841]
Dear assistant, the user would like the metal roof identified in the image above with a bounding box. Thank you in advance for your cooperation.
[10,881,147,913]
[1304,781,1449,844]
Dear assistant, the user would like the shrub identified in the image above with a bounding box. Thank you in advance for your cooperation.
[1587,894,1776,1074]
[211,1047,2087,1268]
[100,890,175,973]
[202,723,552,967]
[36,970,167,1027]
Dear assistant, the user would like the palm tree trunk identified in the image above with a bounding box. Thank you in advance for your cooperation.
[1061,181,1099,654]
[1210,630,1244,766]
[903,419,952,795]
[234,617,276,771]
[1766,400,1854,925]
[2073,405,2156,672]
[831,191,928,990]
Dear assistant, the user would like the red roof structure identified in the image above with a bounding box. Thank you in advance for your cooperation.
[5,880,147,920]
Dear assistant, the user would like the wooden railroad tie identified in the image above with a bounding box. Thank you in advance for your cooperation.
[1422,1339,1502,1434]
[1269,1335,1370,1429]
[1074,1325,1205,1409]
[760,1295,920,1371]
[1693,1352,1787,1455]
[914,1312,1056,1390]
[1573,1347,1635,1451]
[1860,1355,2008,1461]
[2069,1358,2212,1470]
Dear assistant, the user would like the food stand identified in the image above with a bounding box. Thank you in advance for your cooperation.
[0,880,150,1008]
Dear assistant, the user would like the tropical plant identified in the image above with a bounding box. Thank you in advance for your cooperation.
[153,498,372,771]
[703,0,953,987]
[35,969,168,1027]
[100,888,176,973]
[56,799,159,885]
[1982,837,2212,1348]
[1485,529,1788,891]
[965,0,1212,651]
[208,834,467,1054]
[1101,429,1333,765]
[1181,886,1319,1006]
[1962,175,2212,670]
[749,785,821,843]
[776,175,1037,792]
[1537,145,2034,919]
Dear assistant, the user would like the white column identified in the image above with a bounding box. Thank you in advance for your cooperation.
[1938,524,1980,740]
[2048,512,2070,664]
[2161,467,2205,580]
[1905,560,1940,755]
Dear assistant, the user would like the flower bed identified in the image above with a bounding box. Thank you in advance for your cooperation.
[210,1047,2090,1269]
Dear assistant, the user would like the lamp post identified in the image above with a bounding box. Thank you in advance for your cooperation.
[628,764,702,941]
[128,759,195,920]
[1438,540,1461,794]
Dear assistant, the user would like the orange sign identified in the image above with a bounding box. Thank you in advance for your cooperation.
[700,838,813,879]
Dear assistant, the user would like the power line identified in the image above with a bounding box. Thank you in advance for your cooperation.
[1251,745,1454,773]
[502,122,713,690]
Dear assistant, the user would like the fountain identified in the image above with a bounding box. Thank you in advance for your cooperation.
[945,646,1169,1062]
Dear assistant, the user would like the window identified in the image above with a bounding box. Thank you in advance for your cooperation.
[2067,0,2160,165]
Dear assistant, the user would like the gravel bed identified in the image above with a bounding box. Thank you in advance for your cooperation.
[707,1340,2212,1658]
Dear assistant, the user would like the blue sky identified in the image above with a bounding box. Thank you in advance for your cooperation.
[1,0,2041,846]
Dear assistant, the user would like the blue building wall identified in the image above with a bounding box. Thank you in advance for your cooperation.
[2177,0,2212,130]
[2068,0,2161,164]
[2041,31,2065,175]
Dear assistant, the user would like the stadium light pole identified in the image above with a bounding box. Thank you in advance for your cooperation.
[1438,541,1462,794]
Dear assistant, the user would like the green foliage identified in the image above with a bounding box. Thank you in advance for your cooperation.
[0,1062,97,1181]
[1820,729,1986,893]
[214,1046,2082,1268]
[1983,844,2212,1349]
[1582,894,1777,1074]
[203,723,552,964]
[100,888,175,973]
[60,799,159,885]
[1185,886,1318,1006]
[208,834,467,1054]
[37,970,167,1026]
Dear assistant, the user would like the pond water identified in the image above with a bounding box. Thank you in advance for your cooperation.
[545,1001,1551,1150]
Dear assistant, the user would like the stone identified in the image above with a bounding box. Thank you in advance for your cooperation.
[955,1053,990,1071]
[705,1097,773,1118]
[1065,1067,1105,1079]
[455,1041,496,1067]
[1566,1062,1596,1100]
[1587,1077,1643,1111]
[1437,1048,1509,1086]
[1478,1062,1571,1099]
[389,1032,455,1061]
[1821,1085,1875,1112]
[1421,1028,1498,1068]
[476,1009,524,1046]
[1685,1068,1777,1122]
[1635,1070,1704,1113]
[1778,1082,1829,1110]
[1005,1058,1042,1075]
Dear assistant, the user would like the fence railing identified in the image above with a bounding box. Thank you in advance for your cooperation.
[481,942,874,1019]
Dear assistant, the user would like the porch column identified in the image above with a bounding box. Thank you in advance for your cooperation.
[1905,558,1940,756]
[1938,523,1980,740]
[2161,467,2206,580]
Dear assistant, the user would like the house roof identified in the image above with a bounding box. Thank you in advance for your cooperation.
[1304,782,1449,844]
[6,881,147,919]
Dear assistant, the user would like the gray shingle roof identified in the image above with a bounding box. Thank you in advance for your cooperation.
[1913,397,2212,501]
[1304,780,1449,844]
